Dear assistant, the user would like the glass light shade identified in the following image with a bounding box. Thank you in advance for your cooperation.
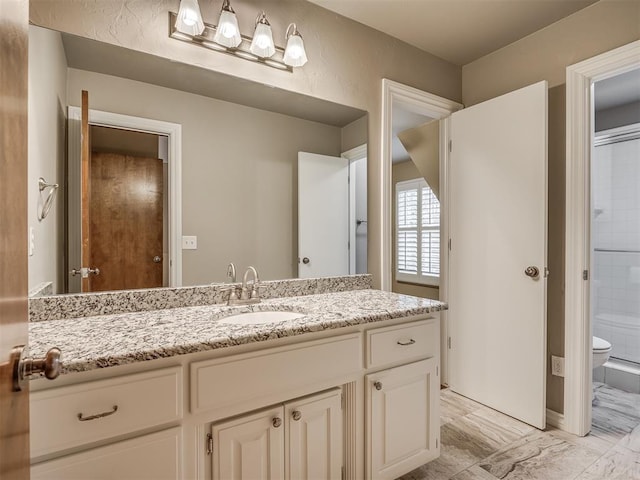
[250,22,275,58]
[213,10,241,48]
[284,34,308,67]
[175,0,205,36]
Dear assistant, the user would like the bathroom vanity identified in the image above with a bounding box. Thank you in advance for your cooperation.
[28,285,444,479]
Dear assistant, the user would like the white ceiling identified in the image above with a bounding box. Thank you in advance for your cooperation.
[308,0,598,65]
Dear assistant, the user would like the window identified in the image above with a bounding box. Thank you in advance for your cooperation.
[396,178,440,286]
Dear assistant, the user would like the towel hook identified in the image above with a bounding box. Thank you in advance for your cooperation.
[38,177,59,221]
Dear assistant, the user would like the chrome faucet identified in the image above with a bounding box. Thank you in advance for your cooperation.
[222,266,261,305]
[240,266,260,303]
[226,262,237,283]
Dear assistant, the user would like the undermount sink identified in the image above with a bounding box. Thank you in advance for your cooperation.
[217,310,305,325]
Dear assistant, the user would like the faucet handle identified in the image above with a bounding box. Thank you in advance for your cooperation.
[249,283,263,300]
[218,285,239,301]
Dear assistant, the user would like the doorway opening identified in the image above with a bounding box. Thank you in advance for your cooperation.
[87,126,168,292]
[590,69,640,439]
[67,107,182,293]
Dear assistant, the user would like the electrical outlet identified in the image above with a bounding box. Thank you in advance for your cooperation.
[551,355,565,377]
[182,236,197,250]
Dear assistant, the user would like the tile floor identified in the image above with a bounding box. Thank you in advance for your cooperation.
[397,384,640,479]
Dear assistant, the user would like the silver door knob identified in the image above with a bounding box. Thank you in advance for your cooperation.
[302,257,310,264]
[374,381,383,391]
[10,345,62,391]
[292,410,302,421]
[272,417,282,428]
[524,266,540,278]
[153,256,162,263]
[71,267,100,277]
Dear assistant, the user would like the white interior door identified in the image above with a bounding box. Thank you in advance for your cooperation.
[298,152,349,278]
[448,81,548,428]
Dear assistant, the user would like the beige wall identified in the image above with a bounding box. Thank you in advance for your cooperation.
[342,115,368,153]
[462,0,640,414]
[67,68,343,285]
[391,160,439,300]
[596,99,640,131]
[28,26,67,293]
[30,0,463,289]
[91,126,159,158]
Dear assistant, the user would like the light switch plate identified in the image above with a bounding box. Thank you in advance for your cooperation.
[182,235,197,250]
[551,355,565,377]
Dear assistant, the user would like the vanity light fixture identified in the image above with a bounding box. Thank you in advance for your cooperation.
[212,0,241,48]
[249,12,276,58]
[175,0,205,36]
[169,2,308,72]
[283,23,308,67]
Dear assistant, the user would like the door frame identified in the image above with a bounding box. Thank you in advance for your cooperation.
[68,107,183,287]
[380,79,462,386]
[342,143,367,275]
[564,39,640,436]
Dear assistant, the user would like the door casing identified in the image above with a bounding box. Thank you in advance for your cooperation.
[380,79,462,386]
[564,39,640,437]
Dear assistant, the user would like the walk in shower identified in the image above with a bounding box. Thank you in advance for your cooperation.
[592,69,640,392]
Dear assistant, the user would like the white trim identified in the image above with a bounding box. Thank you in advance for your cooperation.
[565,40,640,436]
[381,79,462,388]
[546,409,566,430]
[67,107,183,288]
[343,144,368,275]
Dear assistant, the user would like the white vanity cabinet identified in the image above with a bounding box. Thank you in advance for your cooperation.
[31,428,182,480]
[29,367,183,479]
[365,320,440,479]
[30,313,441,480]
[211,389,342,480]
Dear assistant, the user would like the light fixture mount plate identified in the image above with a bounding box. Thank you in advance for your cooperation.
[169,12,293,73]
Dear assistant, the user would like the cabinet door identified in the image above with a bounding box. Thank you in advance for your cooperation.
[367,358,439,480]
[285,388,342,480]
[212,406,284,480]
[31,428,182,480]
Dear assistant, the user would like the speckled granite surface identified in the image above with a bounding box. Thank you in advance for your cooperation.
[29,274,372,322]
[29,289,446,374]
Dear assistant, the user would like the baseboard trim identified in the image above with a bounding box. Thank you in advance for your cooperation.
[546,408,567,430]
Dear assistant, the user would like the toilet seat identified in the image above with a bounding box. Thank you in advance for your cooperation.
[593,336,612,352]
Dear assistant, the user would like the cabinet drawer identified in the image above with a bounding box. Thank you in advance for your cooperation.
[31,427,182,480]
[31,367,183,458]
[366,319,437,368]
[191,334,361,414]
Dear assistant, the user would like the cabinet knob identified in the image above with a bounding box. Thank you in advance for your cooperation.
[292,410,302,421]
[374,381,383,391]
[272,417,282,428]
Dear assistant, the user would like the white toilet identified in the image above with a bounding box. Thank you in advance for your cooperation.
[593,336,612,369]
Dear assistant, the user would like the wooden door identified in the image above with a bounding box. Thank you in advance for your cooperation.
[367,358,439,480]
[298,152,350,278]
[80,90,92,291]
[448,81,548,429]
[89,152,163,292]
[212,406,285,480]
[0,0,31,478]
[285,388,342,480]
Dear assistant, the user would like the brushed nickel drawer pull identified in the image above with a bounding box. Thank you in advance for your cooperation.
[397,339,416,346]
[77,405,118,422]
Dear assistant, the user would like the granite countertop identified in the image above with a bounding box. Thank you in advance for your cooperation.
[29,289,446,375]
